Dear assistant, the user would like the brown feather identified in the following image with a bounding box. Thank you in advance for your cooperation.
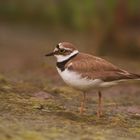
[65,53,140,82]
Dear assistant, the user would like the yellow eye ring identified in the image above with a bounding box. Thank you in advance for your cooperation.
[59,49,65,53]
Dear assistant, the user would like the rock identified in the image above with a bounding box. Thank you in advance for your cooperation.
[33,91,54,100]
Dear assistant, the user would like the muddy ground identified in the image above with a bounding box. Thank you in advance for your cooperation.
[0,24,140,140]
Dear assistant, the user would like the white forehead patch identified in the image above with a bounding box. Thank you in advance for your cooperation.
[59,43,62,46]
[54,48,58,52]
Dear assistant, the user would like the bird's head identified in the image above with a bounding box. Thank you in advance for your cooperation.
[45,42,79,62]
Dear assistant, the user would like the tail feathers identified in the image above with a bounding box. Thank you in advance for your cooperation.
[117,69,140,80]
[129,73,140,80]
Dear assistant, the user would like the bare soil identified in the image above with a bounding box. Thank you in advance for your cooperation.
[0,24,140,140]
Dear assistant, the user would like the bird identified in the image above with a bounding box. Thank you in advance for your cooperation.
[45,42,140,117]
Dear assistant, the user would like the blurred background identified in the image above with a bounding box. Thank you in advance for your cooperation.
[0,0,140,81]
[0,1,140,140]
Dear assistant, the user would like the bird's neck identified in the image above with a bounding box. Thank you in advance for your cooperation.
[56,50,79,62]
[56,52,78,71]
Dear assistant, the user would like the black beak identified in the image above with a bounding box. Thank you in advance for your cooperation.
[45,52,54,57]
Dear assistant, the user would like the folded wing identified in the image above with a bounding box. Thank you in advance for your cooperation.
[67,53,140,82]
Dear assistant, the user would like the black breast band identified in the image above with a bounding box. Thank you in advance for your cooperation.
[56,53,78,71]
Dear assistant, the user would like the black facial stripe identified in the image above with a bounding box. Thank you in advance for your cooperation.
[56,53,78,71]
[56,44,59,49]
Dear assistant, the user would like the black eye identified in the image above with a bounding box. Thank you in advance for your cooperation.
[59,49,66,53]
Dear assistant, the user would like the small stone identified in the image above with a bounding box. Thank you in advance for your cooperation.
[33,91,54,100]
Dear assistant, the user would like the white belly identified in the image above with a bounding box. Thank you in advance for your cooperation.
[57,68,103,90]
[56,68,136,91]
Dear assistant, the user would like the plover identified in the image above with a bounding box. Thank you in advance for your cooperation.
[45,42,140,117]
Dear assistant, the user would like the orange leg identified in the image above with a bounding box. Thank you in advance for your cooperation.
[97,91,103,117]
[80,92,86,115]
